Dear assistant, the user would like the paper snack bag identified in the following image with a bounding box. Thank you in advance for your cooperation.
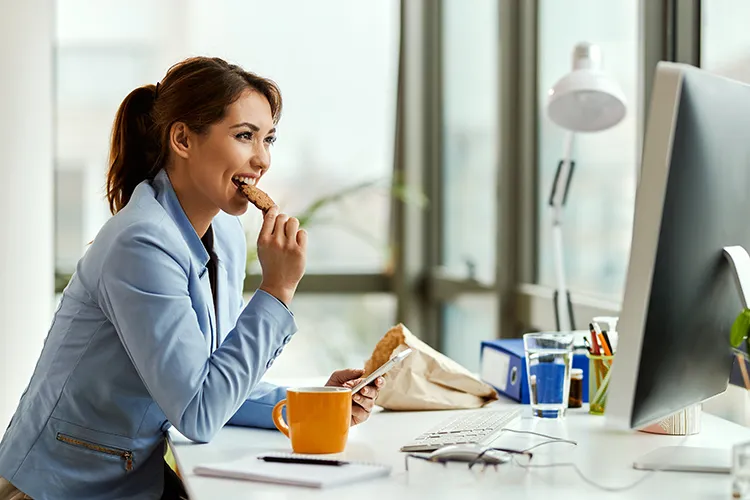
[364,324,499,410]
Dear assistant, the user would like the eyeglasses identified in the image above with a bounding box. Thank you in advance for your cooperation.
[470,447,534,469]
[404,429,577,472]
[404,447,534,472]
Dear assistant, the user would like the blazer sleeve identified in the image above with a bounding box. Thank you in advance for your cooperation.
[226,381,288,430]
[98,223,297,443]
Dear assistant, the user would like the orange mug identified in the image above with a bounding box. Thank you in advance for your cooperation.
[272,387,352,454]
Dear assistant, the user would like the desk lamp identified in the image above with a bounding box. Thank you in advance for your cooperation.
[546,41,626,331]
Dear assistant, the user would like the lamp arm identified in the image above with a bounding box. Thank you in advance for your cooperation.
[549,131,576,331]
[548,131,576,215]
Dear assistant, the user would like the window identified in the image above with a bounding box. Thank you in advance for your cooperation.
[55,0,400,376]
[55,0,399,275]
[439,0,499,367]
[537,0,640,299]
[701,0,750,84]
[442,295,497,372]
[441,0,499,285]
[258,294,396,377]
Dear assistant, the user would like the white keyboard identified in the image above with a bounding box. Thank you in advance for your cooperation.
[400,409,521,452]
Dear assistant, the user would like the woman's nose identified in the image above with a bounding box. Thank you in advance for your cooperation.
[252,141,270,171]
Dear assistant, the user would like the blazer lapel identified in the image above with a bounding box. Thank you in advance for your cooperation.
[212,235,231,347]
[198,265,217,353]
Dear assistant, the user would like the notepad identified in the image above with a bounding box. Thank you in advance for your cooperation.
[193,454,391,488]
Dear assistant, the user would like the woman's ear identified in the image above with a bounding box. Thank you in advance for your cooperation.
[169,122,191,160]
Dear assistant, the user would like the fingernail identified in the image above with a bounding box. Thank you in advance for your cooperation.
[377,377,385,386]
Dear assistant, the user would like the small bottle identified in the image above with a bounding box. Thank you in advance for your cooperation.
[568,368,583,408]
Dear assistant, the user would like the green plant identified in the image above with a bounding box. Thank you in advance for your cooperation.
[730,308,750,389]
[732,309,750,351]
[245,177,427,268]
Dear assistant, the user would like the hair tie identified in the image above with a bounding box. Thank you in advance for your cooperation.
[154,82,161,100]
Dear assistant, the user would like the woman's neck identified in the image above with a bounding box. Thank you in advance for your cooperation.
[165,168,219,238]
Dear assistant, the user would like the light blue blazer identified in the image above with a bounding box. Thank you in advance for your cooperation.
[0,169,296,499]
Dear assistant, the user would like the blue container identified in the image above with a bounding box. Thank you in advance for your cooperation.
[479,338,590,404]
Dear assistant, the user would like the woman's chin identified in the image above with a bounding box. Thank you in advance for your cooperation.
[223,199,250,217]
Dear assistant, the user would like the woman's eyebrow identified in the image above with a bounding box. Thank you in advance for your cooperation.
[230,122,276,134]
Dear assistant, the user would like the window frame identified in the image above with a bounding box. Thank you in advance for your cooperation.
[54,0,707,347]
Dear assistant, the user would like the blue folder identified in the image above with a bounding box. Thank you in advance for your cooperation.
[479,338,590,404]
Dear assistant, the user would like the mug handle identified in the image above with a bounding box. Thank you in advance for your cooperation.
[272,399,290,437]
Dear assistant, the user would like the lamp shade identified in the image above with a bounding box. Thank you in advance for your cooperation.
[547,42,626,133]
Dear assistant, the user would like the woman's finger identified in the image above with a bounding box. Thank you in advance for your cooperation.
[353,392,374,411]
[296,228,308,249]
[273,214,289,240]
[359,385,378,399]
[284,217,300,243]
[351,403,371,425]
[258,206,278,242]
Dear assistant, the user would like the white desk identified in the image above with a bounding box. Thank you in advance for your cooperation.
[169,397,750,500]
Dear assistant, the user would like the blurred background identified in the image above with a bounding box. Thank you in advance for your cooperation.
[2,0,750,428]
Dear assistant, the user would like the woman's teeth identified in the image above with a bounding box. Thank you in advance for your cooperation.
[232,176,257,186]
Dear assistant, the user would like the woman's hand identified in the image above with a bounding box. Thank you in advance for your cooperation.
[326,369,385,426]
[257,206,307,306]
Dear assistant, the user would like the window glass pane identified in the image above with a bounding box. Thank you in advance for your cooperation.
[537,0,639,298]
[54,167,84,272]
[55,0,399,275]
[701,0,750,84]
[247,294,396,377]
[442,294,497,373]
[441,0,499,284]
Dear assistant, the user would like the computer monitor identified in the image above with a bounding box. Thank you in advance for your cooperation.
[606,61,750,449]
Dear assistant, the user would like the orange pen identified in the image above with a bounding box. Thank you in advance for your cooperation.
[592,322,613,356]
[597,332,612,356]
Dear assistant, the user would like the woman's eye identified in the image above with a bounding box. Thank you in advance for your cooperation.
[265,136,277,145]
[236,132,253,141]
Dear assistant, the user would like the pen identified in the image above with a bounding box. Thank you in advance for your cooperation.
[602,331,614,354]
[589,322,604,386]
[592,322,612,357]
[594,323,612,356]
[588,323,601,355]
[258,456,347,467]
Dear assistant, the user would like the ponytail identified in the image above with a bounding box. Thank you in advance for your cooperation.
[106,84,163,215]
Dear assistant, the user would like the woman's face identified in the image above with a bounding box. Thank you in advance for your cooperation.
[176,89,276,217]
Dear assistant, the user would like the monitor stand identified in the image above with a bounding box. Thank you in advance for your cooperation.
[632,246,750,474]
[633,446,731,474]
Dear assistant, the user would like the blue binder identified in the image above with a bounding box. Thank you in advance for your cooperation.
[479,338,590,404]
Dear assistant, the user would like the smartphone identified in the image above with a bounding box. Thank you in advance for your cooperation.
[350,348,413,394]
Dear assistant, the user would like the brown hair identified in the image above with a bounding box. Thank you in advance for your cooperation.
[106,56,282,214]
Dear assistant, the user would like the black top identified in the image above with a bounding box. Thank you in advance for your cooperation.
[200,226,219,352]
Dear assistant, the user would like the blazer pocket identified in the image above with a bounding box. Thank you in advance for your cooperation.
[56,432,134,471]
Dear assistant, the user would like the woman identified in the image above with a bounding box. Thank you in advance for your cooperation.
[0,56,383,500]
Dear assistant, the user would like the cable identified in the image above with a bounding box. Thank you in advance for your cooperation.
[522,439,576,453]
[511,435,691,493]
[468,430,577,469]
[407,426,689,493]
[500,428,578,448]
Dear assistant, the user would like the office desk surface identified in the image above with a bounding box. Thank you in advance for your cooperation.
[170,400,750,500]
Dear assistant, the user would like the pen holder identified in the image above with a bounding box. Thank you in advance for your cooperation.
[587,353,614,415]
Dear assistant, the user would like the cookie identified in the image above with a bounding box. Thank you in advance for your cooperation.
[239,183,275,213]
